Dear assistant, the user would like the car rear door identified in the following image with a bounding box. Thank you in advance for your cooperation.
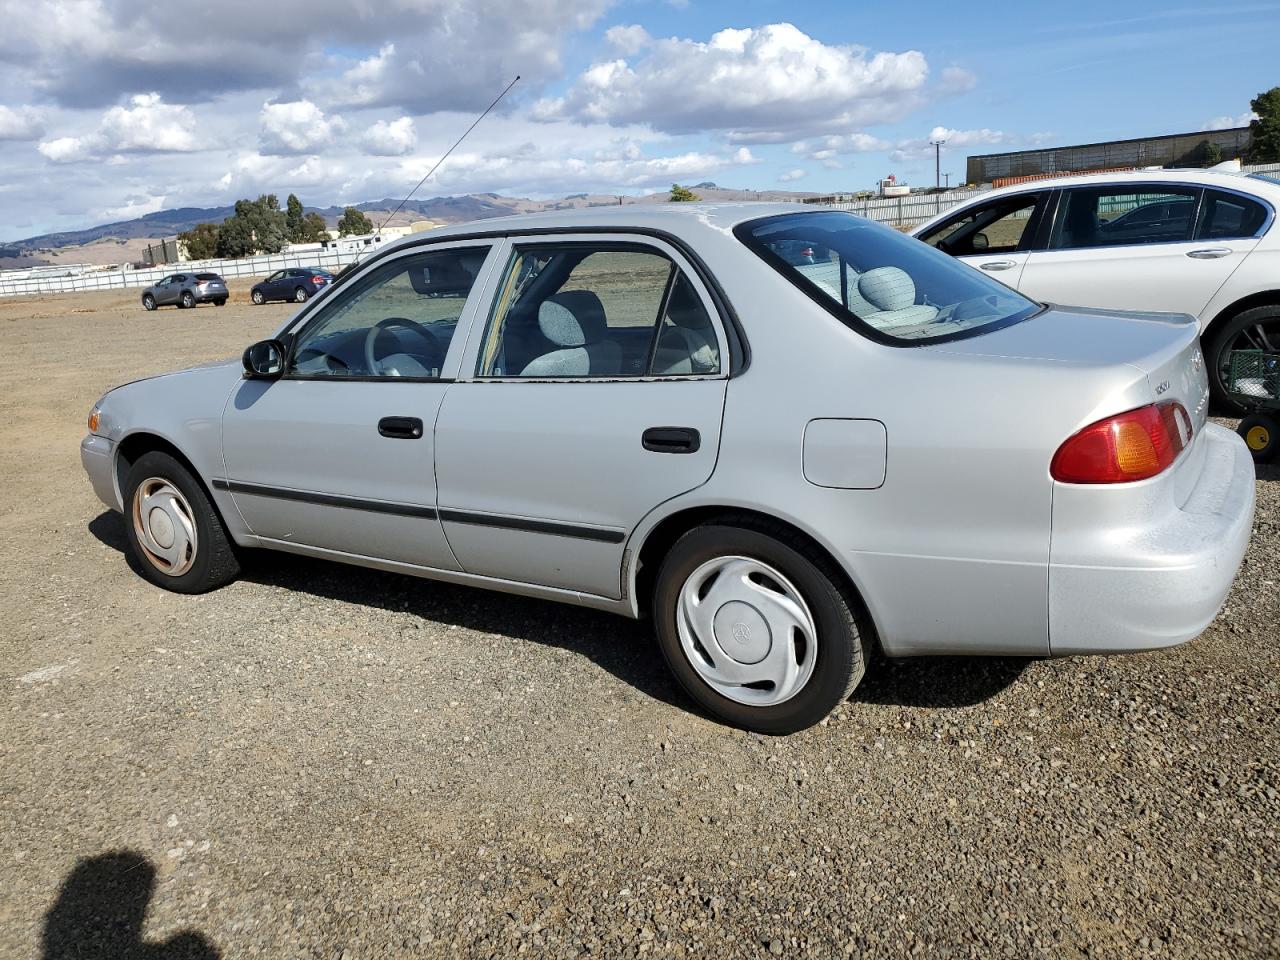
[915,191,1048,289]
[434,233,730,601]
[1016,182,1260,316]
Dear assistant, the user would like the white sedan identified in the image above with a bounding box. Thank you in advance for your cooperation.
[913,167,1280,408]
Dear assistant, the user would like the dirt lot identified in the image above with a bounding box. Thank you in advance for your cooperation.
[1,285,1277,959]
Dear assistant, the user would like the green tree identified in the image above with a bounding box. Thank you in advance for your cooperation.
[299,211,330,243]
[285,193,306,243]
[178,222,220,260]
[1248,86,1280,162]
[215,194,289,258]
[337,206,374,236]
[669,183,700,202]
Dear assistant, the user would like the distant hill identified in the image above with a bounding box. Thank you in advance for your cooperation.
[3,185,820,256]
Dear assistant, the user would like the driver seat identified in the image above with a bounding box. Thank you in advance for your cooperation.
[520,291,621,377]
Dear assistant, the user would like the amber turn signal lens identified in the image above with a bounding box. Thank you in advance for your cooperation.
[1050,402,1191,484]
[87,409,100,433]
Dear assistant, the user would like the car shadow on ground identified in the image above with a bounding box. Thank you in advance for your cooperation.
[42,850,220,960]
[89,511,1031,715]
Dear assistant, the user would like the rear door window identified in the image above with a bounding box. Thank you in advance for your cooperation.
[1198,190,1269,239]
[1050,185,1199,249]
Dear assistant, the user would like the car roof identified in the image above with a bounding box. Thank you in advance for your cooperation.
[380,201,810,252]
[971,167,1280,203]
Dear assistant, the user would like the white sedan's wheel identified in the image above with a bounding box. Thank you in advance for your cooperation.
[131,477,199,576]
[677,556,817,706]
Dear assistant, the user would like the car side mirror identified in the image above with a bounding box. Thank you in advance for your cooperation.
[971,231,990,250]
[243,339,286,380]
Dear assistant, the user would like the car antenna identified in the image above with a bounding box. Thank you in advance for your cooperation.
[373,74,521,239]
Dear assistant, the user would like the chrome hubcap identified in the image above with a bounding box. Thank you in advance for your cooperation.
[676,556,817,706]
[132,477,198,576]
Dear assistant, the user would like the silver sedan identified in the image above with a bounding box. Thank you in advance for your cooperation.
[81,204,1256,733]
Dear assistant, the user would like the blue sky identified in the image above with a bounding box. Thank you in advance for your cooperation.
[0,0,1275,238]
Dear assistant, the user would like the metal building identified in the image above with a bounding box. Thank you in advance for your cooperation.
[966,127,1253,185]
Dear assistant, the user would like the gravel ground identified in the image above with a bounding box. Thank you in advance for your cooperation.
[1,287,1277,959]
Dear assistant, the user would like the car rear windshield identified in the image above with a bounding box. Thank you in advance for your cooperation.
[195,273,222,281]
[735,211,1040,344]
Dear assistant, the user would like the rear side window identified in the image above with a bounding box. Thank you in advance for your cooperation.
[920,194,1042,255]
[1198,190,1269,239]
[477,244,721,378]
[1050,186,1198,249]
[737,211,1039,344]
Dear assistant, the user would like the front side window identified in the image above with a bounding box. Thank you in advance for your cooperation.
[1198,190,1269,239]
[920,194,1042,255]
[1051,186,1198,249]
[737,211,1039,344]
[288,246,489,378]
[477,244,721,378]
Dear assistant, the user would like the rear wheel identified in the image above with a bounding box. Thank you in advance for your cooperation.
[215,298,226,307]
[653,520,867,734]
[123,451,240,593]
[1207,304,1280,413]
[1239,413,1280,463]
[294,286,309,302]
[251,289,265,305]
[180,291,195,309]
[142,294,156,311]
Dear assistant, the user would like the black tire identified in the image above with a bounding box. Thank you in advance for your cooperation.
[1207,304,1280,413]
[142,294,156,311]
[1239,413,1280,463]
[180,291,195,309]
[652,519,868,734]
[293,286,309,302]
[251,289,265,305]
[215,298,226,307]
[122,451,240,594]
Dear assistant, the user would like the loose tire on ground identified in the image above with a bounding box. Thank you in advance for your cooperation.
[122,450,240,594]
[1239,413,1280,463]
[652,519,867,734]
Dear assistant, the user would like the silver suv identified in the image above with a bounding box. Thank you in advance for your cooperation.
[141,272,228,310]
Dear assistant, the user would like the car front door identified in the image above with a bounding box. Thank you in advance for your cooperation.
[434,234,730,600]
[916,191,1047,289]
[262,270,285,300]
[1016,183,1259,316]
[220,241,499,568]
[153,276,175,304]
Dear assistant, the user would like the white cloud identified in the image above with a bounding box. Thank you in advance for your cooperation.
[889,126,1013,162]
[1202,111,1257,131]
[100,193,166,221]
[535,23,932,141]
[0,105,44,140]
[361,117,417,156]
[606,25,651,55]
[778,168,806,182]
[36,92,197,162]
[259,100,344,155]
[938,67,977,94]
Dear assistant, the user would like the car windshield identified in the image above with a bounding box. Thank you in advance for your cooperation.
[737,211,1040,343]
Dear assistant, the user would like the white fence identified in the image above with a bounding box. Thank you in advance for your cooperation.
[0,248,363,299]
[814,187,987,227]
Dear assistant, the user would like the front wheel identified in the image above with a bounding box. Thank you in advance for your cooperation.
[1207,304,1280,413]
[653,520,867,734]
[180,291,195,309]
[1239,413,1280,463]
[251,289,265,305]
[142,294,156,311]
[293,286,309,302]
[123,451,240,594]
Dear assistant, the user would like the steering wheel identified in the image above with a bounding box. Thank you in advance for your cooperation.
[363,317,441,376]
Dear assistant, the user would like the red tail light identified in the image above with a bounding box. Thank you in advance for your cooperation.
[312,275,326,283]
[1051,402,1192,484]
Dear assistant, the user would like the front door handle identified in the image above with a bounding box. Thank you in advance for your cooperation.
[378,416,423,439]
[1186,247,1232,260]
[642,426,700,454]
[978,260,1017,271]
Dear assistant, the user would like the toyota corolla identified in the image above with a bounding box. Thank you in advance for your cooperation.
[81,204,1255,733]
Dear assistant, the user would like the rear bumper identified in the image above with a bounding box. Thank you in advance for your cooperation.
[192,289,226,302]
[81,434,120,511]
[1048,423,1255,655]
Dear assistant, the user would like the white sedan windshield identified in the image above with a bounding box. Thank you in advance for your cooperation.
[738,211,1040,343]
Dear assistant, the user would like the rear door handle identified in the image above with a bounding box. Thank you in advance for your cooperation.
[1186,247,1232,259]
[642,426,701,454]
[378,416,423,439]
[978,260,1017,271]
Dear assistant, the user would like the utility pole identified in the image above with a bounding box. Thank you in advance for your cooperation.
[930,139,946,190]
[944,172,951,189]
